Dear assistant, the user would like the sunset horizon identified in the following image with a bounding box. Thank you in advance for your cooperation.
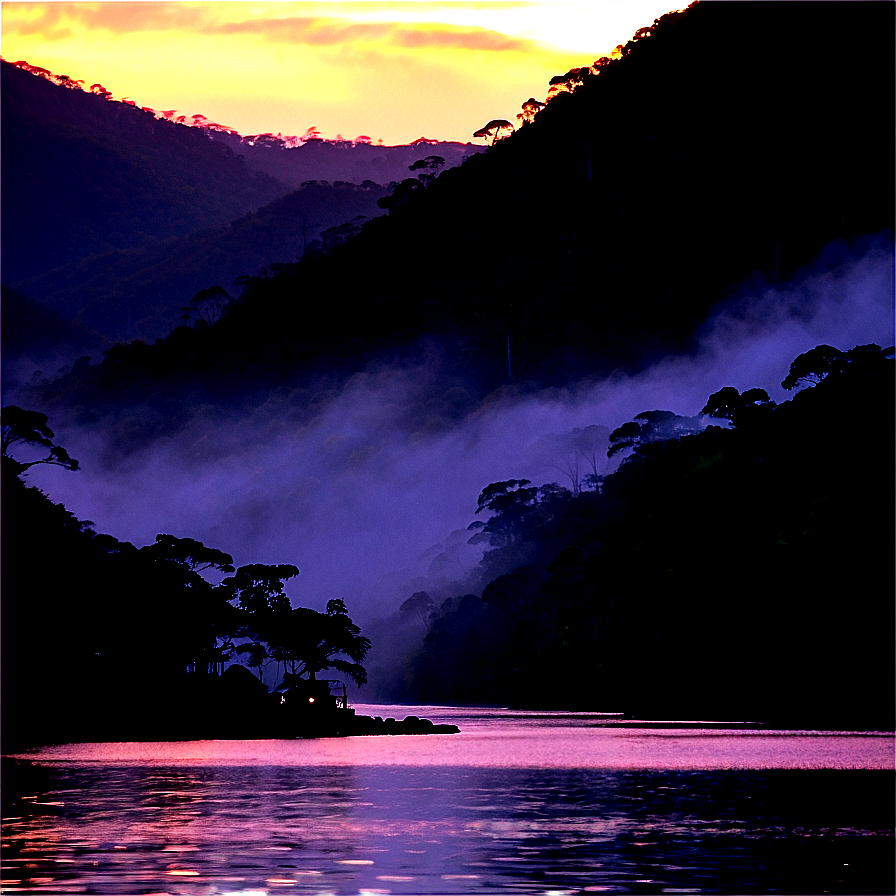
[1,0,684,145]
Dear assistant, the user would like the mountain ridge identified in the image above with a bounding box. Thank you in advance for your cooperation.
[12,1,894,434]
[1,57,482,363]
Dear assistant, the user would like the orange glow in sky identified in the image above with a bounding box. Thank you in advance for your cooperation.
[1,1,684,145]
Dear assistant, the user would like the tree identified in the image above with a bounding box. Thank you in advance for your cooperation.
[528,425,610,495]
[377,178,423,212]
[142,533,235,573]
[1,406,79,475]
[400,591,435,626]
[607,410,702,460]
[548,66,591,95]
[473,119,514,145]
[781,343,890,390]
[180,285,231,327]
[223,563,299,616]
[781,344,846,390]
[701,387,774,426]
[274,601,371,689]
[471,480,572,556]
[140,534,237,674]
[221,563,300,680]
[517,98,545,126]
[237,640,270,681]
[409,155,445,185]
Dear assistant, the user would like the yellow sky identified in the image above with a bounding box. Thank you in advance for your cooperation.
[1,1,684,145]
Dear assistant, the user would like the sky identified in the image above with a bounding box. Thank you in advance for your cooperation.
[1,0,683,145]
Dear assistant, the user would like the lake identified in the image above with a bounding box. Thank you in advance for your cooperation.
[2,706,894,895]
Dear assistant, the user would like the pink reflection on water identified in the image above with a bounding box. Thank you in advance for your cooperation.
[9,717,893,770]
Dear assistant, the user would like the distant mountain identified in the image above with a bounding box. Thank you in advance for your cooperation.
[7,181,392,355]
[207,130,481,191]
[1,58,481,358]
[1,59,288,283]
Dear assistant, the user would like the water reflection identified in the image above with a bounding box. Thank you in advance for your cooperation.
[3,716,894,894]
[4,759,894,894]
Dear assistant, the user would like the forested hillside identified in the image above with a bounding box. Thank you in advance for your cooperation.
[0,60,287,283]
[368,345,894,727]
[4,344,892,741]
[5,180,391,357]
[0,58,480,285]
[1,58,480,370]
[2,1,893,733]
[206,130,480,191]
[16,1,892,441]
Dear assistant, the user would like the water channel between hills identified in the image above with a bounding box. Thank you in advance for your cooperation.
[3,706,894,895]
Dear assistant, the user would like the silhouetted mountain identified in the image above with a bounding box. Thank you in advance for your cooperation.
[1,60,288,283]
[8,181,392,352]
[0,58,482,285]
[19,1,893,440]
[208,130,481,191]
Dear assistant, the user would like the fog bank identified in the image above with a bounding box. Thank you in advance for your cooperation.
[23,235,894,624]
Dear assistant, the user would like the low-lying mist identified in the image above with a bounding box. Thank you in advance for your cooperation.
[21,233,894,643]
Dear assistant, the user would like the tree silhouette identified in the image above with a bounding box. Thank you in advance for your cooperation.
[274,600,371,689]
[608,410,702,460]
[140,534,237,674]
[517,98,545,125]
[781,343,891,390]
[223,563,299,615]
[701,387,774,426]
[142,533,235,573]
[400,591,435,627]
[528,425,610,495]
[781,344,846,390]
[1,406,79,474]
[548,66,591,95]
[473,119,514,145]
[409,154,446,185]
[180,285,231,327]
[377,178,423,212]
[238,640,270,681]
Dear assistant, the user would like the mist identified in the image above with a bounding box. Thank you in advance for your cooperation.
[22,233,894,637]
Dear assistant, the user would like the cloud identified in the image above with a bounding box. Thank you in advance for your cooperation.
[204,16,539,53]
[2,2,213,37]
[3,2,542,53]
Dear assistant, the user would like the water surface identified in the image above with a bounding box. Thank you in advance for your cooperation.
[3,707,893,894]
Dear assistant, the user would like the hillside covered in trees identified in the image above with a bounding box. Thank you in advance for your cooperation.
[2,1,893,735]
[3,180,392,359]
[368,344,894,728]
[13,1,893,443]
[1,57,479,367]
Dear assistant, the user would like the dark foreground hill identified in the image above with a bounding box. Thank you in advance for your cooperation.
[390,345,895,727]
